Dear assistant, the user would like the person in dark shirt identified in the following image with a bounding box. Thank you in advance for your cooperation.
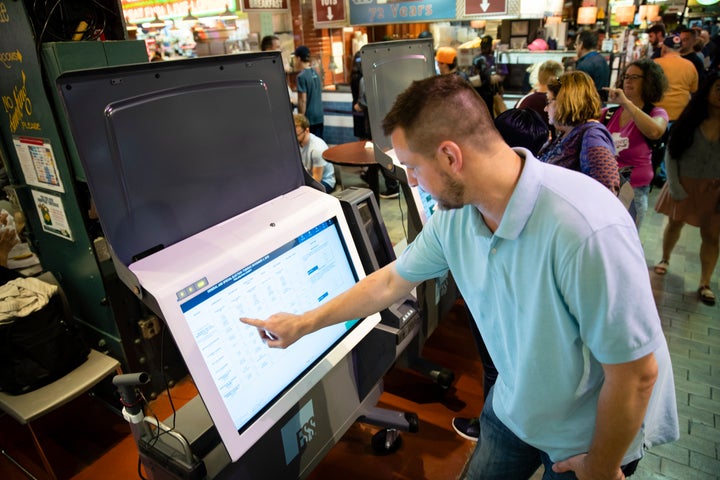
[647,24,666,59]
[575,29,610,102]
[678,26,706,82]
[294,45,324,139]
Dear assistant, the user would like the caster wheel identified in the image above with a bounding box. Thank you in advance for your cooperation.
[371,428,402,455]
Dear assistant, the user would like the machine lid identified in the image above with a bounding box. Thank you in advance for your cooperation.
[360,39,435,155]
[56,52,304,266]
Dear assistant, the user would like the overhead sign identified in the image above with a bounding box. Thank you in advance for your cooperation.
[349,0,456,25]
[121,0,234,22]
[242,0,290,11]
[464,0,507,16]
[314,0,347,26]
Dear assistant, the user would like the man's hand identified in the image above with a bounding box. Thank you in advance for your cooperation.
[240,312,312,349]
[553,453,625,480]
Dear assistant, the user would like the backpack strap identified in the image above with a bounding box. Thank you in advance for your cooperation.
[602,106,620,126]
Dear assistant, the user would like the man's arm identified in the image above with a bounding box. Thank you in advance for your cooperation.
[311,166,324,182]
[241,262,420,348]
[298,92,307,115]
[553,352,658,479]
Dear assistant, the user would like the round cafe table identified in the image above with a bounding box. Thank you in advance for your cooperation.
[322,141,380,202]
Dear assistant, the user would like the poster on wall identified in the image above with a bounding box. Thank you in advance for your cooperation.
[348,0,456,25]
[12,136,65,193]
[31,189,74,241]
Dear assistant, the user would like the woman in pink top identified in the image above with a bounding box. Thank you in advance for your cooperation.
[603,59,669,228]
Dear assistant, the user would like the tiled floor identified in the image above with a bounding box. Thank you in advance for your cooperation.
[368,176,719,480]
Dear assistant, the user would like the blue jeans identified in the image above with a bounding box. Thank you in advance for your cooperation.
[464,389,562,479]
[633,185,650,229]
[464,390,640,479]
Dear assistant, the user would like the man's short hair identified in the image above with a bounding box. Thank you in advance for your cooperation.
[293,113,309,130]
[382,74,501,159]
[294,45,311,62]
[675,25,698,39]
[647,24,666,36]
[260,35,279,51]
[577,29,599,50]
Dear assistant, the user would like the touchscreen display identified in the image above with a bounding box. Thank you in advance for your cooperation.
[179,218,359,432]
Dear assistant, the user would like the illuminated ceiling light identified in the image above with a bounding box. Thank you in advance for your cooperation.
[615,5,636,25]
[183,9,199,23]
[577,6,598,25]
[646,5,660,21]
[125,17,137,31]
[219,4,239,20]
[545,16,562,25]
[148,13,166,28]
[696,0,719,5]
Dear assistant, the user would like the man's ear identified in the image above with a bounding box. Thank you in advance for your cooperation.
[437,141,463,173]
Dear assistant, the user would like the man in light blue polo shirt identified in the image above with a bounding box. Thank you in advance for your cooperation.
[243,74,678,479]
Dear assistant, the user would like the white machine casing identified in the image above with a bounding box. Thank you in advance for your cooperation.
[128,186,380,462]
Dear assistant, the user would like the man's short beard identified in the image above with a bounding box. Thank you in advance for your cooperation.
[436,171,465,211]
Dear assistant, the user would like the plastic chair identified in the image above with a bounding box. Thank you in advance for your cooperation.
[0,349,121,479]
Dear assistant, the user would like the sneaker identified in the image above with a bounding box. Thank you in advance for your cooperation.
[359,170,370,185]
[379,189,399,199]
[452,417,479,442]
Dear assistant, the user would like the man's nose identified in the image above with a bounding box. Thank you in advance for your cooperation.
[407,170,418,187]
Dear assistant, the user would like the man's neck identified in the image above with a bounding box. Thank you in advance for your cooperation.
[468,146,523,233]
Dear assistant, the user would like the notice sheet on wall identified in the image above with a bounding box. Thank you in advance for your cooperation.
[12,136,65,193]
[31,189,73,241]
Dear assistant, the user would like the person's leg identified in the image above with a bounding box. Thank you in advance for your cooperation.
[655,218,684,273]
[465,309,497,399]
[310,123,324,140]
[379,169,399,198]
[632,186,650,229]
[698,221,720,304]
[321,180,335,193]
[464,391,542,480]
[453,306,498,442]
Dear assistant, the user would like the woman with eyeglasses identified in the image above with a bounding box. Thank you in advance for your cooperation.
[653,72,720,306]
[538,71,620,193]
[602,59,669,229]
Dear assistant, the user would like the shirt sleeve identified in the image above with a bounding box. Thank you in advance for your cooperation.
[558,224,664,364]
[395,216,449,282]
[665,152,687,200]
[580,126,620,194]
[296,73,307,94]
[310,147,328,169]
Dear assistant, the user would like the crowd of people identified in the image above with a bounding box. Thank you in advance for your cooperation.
[246,21,719,479]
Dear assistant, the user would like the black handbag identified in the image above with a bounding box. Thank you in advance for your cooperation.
[0,292,90,395]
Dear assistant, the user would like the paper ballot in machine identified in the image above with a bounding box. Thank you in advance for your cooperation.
[55,52,386,478]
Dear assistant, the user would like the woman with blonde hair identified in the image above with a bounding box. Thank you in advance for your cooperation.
[516,59,564,127]
[539,70,620,193]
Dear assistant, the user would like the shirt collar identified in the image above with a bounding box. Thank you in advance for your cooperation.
[493,148,542,240]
